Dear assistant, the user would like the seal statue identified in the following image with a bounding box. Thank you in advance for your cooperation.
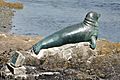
[32,11,101,55]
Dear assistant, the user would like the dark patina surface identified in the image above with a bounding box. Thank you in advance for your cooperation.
[32,11,100,55]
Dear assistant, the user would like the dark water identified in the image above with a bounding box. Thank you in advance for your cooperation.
[11,0,120,42]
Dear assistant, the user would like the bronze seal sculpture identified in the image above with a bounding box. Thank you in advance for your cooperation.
[32,11,101,55]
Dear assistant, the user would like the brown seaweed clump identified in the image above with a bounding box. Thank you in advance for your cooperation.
[0,0,23,9]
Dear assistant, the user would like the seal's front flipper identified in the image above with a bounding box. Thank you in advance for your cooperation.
[32,41,43,55]
[90,36,96,49]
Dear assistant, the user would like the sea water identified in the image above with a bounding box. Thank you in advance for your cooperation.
[11,0,120,42]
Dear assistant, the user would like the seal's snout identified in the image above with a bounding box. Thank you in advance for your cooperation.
[85,11,101,22]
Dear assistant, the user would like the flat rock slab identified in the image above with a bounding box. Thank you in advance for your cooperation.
[31,42,94,60]
[28,42,97,70]
[9,51,25,67]
[6,63,26,75]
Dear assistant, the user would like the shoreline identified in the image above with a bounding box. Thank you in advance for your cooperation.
[0,7,13,33]
[0,0,23,33]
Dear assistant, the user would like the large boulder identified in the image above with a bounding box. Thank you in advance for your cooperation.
[30,42,97,70]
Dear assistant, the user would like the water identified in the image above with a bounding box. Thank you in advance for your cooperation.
[10,0,120,42]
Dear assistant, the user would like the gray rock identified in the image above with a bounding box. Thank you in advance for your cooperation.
[30,42,97,70]
[9,51,25,67]
[6,63,26,75]
[31,42,96,61]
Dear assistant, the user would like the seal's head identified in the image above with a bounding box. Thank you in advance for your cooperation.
[84,11,101,26]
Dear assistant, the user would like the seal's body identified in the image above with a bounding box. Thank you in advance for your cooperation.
[32,11,100,55]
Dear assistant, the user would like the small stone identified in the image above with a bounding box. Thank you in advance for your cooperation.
[99,73,106,79]
[7,63,26,75]
[9,51,25,67]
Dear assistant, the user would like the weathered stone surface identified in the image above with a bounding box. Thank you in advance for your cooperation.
[29,42,97,70]
[27,40,120,80]
[9,51,25,67]
[0,34,120,80]
[6,63,26,75]
[31,42,92,59]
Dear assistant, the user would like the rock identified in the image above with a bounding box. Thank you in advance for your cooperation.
[6,63,26,75]
[0,33,120,80]
[1,51,26,76]
[27,40,120,79]
[0,33,7,38]
[30,42,97,70]
[32,42,93,60]
[9,51,25,67]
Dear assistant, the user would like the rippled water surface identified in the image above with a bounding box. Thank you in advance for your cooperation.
[11,0,120,42]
